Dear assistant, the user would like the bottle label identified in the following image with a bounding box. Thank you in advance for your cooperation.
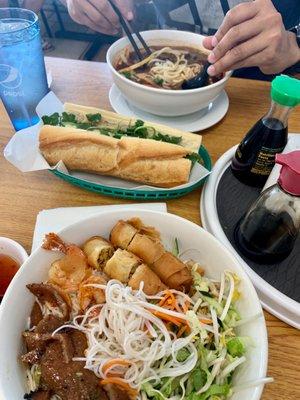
[251,146,285,176]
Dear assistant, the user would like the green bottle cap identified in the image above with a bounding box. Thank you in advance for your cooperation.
[271,75,300,107]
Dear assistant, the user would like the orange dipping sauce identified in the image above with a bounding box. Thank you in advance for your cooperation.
[0,254,20,297]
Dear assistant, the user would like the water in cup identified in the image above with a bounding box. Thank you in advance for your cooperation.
[0,9,49,131]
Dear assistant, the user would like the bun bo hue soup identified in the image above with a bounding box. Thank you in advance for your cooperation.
[114,45,223,90]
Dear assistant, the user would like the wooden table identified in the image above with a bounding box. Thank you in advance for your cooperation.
[0,57,299,399]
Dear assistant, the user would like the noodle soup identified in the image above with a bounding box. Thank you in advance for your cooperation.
[114,45,222,90]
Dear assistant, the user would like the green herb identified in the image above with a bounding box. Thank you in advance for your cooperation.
[176,347,190,362]
[199,290,213,298]
[152,132,182,144]
[76,122,92,130]
[154,77,164,86]
[61,112,77,124]
[199,384,230,400]
[227,337,246,357]
[122,71,132,79]
[192,369,207,391]
[86,113,102,124]
[172,238,180,257]
[42,112,60,126]
[41,112,183,146]
[186,152,203,165]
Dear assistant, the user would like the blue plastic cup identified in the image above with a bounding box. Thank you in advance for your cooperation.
[0,8,49,131]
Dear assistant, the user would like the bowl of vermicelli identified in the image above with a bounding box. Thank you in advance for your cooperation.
[0,210,270,400]
[106,30,231,117]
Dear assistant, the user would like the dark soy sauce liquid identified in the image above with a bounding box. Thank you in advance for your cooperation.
[234,208,298,263]
[231,118,287,187]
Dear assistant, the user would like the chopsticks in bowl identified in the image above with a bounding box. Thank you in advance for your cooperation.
[107,0,152,61]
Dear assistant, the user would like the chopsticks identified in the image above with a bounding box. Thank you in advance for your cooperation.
[107,0,152,61]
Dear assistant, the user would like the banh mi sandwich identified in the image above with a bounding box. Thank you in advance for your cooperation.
[39,103,202,188]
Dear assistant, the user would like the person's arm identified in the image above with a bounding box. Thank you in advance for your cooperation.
[202,0,300,76]
[60,0,133,35]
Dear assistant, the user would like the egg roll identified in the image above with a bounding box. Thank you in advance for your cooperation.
[104,249,140,283]
[152,252,192,291]
[128,264,167,295]
[127,233,165,265]
[110,220,138,249]
[83,236,114,270]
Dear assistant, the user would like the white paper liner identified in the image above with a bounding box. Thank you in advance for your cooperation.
[3,91,210,192]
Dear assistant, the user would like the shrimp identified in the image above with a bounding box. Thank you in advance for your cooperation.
[43,233,91,293]
[78,275,107,311]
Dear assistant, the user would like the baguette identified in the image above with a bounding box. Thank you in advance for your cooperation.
[40,126,192,188]
[64,103,202,153]
[39,103,203,188]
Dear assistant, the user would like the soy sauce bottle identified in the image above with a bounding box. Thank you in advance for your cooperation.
[231,75,300,187]
[234,151,300,263]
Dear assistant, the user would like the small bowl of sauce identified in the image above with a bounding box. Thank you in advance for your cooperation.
[0,237,28,298]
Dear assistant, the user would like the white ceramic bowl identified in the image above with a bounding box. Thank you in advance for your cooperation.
[107,30,231,117]
[0,210,267,400]
[0,237,28,266]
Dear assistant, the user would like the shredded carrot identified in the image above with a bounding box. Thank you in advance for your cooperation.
[177,325,187,338]
[102,359,132,374]
[199,318,213,324]
[106,372,124,378]
[183,301,190,313]
[100,377,138,395]
[152,310,184,327]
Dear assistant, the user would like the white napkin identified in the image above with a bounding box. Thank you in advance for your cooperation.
[263,133,300,191]
[32,203,167,252]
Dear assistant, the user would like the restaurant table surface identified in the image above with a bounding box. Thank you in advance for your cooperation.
[0,57,299,399]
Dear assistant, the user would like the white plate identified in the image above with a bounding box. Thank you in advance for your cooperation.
[109,84,229,132]
[0,209,268,400]
[200,137,300,329]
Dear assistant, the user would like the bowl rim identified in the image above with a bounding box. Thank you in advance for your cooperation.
[106,29,232,95]
[0,209,268,400]
[0,236,28,263]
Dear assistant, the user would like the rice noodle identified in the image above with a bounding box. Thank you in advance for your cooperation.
[56,280,201,391]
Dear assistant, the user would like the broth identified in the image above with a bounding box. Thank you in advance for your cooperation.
[0,253,20,296]
[115,45,222,90]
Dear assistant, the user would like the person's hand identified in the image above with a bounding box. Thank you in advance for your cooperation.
[202,0,300,76]
[66,0,133,35]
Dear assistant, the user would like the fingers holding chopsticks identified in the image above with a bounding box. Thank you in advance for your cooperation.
[66,0,134,35]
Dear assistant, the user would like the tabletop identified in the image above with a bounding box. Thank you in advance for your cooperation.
[0,57,299,400]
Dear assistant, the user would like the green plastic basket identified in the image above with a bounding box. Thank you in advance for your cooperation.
[51,145,212,200]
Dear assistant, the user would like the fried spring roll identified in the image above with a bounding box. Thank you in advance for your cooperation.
[104,249,140,283]
[167,269,192,292]
[153,252,192,291]
[83,236,114,270]
[128,264,166,295]
[127,233,165,265]
[110,220,138,249]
